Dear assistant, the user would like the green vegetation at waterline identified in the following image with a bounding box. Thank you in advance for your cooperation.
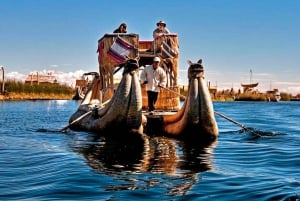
[1,80,298,101]
[0,80,74,100]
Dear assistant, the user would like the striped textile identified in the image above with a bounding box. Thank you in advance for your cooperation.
[107,36,134,63]
[161,40,177,59]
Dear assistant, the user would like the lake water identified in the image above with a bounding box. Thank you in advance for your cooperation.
[1,100,300,201]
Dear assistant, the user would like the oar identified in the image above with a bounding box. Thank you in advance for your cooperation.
[214,111,261,137]
[60,110,93,132]
[159,85,261,136]
[114,66,123,74]
[60,98,111,132]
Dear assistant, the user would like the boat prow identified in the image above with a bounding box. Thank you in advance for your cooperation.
[144,59,219,141]
[68,58,145,135]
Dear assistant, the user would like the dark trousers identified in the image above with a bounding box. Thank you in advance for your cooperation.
[147,91,159,111]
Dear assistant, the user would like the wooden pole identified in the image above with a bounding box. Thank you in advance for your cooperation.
[60,110,92,132]
[0,66,4,93]
[60,99,111,132]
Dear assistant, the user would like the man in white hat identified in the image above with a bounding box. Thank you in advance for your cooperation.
[153,20,170,39]
[140,56,167,113]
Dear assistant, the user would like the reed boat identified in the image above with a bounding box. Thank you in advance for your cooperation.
[241,82,259,88]
[72,73,93,100]
[66,32,218,140]
[144,59,218,141]
[241,69,259,93]
[72,86,85,100]
[266,89,281,102]
[68,59,144,134]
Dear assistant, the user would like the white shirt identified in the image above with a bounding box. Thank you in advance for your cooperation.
[140,65,167,92]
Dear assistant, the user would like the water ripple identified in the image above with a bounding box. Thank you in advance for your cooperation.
[1,101,300,200]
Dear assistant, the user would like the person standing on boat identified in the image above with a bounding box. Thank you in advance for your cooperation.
[113,23,127,33]
[153,20,170,39]
[140,57,167,113]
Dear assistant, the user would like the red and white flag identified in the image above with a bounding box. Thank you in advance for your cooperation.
[107,37,134,63]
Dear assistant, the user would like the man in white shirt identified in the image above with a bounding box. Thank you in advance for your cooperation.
[140,57,167,113]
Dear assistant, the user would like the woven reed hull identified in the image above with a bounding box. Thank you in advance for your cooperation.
[68,59,144,134]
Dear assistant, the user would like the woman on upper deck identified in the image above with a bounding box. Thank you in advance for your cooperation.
[113,23,127,33]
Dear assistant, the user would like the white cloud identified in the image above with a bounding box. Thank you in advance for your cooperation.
[6,72,27,82]
[6,70,87,88]
[50,64,59,68]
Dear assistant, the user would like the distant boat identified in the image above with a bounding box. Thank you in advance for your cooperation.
[266,89,281,102]
[274,92,281,102]
[72,86,85,100]
[241,82,259,88]
[241,69,259,92]
[266,82,281,102]
[72,73,95,100]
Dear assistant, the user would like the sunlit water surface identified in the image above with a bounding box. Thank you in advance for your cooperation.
[1,100,300,200]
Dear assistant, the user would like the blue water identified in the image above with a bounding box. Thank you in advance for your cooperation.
[1,100,300,201]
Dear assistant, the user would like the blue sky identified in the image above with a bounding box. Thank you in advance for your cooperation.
[1,0,300,94]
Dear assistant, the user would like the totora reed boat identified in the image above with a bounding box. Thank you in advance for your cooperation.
[66,32,218,141]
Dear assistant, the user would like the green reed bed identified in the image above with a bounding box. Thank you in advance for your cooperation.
[1,80,74,100]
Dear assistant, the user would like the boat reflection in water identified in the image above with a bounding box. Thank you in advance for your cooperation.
[71,131,216,196]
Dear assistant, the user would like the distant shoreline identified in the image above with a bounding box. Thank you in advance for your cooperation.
[1,92,299,102]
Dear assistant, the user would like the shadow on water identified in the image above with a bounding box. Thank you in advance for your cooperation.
[69,131,217,196]
[35,128,64,133]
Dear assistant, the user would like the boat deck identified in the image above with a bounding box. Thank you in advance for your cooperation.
[143,110,178,134]
[143,110,177,116]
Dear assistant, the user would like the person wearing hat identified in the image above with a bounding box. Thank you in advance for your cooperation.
[153,20,170,39]
[113,23,127,33]
[140,56,167,113]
